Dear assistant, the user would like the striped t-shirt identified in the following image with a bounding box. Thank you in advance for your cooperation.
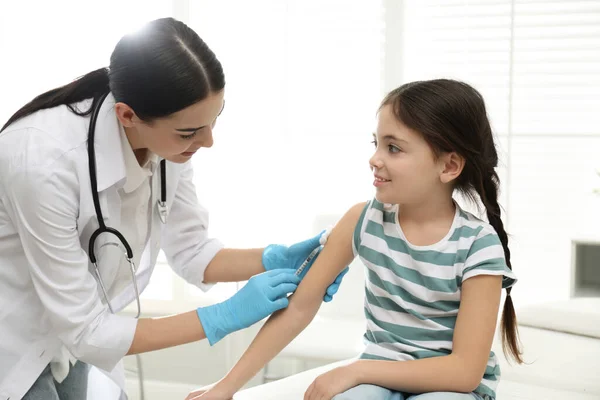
[352,199,517,399]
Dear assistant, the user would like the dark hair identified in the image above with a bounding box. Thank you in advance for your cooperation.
[1,17,225,131]
[381,79,523,364]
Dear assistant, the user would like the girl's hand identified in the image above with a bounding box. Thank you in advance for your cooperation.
[184,383,212,400]
[185,382,233,400]
[304,364,360,400]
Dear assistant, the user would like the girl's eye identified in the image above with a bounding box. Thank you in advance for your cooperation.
[371,140,378,147]
[388,144,401,153]
[180,131,198,140]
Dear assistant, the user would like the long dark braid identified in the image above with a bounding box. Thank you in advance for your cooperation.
[477,169,523,364]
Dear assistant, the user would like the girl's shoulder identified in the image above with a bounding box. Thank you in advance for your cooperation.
[454,204,500,240]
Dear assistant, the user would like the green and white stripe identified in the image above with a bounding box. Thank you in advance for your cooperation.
[353,199,516,399]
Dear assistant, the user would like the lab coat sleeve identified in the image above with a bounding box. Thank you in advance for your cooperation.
[1,160,137,373]
[160,160,224,292]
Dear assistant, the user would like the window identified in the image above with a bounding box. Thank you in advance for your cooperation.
[399,0,600,304]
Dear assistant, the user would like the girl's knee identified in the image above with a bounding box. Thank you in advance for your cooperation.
[408,392,479,400]
[332,384,400,400]
[331,386,364,400]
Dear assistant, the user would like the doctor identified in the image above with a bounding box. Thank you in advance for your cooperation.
[0,17,345,400]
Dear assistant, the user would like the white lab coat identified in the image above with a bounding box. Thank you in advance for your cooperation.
[0,94,223,399]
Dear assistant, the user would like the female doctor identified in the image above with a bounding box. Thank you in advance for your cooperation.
[0,18,344,400]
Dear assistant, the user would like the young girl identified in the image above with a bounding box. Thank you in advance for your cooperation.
[187,79,523,400]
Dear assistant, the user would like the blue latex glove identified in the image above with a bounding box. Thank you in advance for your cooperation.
[262,232,349,302]
[325,266,349,302]
[196,269,300,345]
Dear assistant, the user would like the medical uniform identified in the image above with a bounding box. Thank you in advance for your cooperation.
[0,94,223,399]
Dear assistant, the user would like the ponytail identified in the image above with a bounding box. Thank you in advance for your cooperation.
[477,169,524,364]
[1,67,109,132]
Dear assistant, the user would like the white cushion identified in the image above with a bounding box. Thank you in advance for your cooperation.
[497,380,600,400]
[237,325,600,399]
[235,358,600,400]
[492,326,600,396]
[517,297,600,338]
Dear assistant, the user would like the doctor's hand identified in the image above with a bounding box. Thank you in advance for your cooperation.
[196,269,299,345]
[263,232,349,302]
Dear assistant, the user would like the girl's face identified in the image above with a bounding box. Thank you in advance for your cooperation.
[369,104,446,205]
[117,90,225,163]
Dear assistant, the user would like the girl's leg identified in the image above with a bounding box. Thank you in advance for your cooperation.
[333,384,405,400]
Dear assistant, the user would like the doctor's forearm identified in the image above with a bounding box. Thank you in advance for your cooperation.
[126,311,206,355]
[203,248,264,283]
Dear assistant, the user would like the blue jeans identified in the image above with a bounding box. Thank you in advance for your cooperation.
[332,384,489,400]
[22,362,88,400]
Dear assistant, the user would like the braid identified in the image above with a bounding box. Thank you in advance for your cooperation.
[477,169,523,364]
[480,171,512,275]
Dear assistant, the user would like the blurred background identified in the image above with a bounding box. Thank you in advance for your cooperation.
[1,1,599,399]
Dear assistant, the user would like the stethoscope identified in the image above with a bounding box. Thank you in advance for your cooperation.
[87,92,167,319]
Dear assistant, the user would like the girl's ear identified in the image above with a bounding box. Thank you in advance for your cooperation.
[439,152,465,184]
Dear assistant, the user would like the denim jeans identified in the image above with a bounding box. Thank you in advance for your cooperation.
[332,384,490,400]
[22,361,88,400]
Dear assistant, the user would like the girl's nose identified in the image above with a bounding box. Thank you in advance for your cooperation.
[369,152,383,171]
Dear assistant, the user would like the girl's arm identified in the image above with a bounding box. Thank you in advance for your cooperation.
[306,274,503,397]
[201,203,367,397]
